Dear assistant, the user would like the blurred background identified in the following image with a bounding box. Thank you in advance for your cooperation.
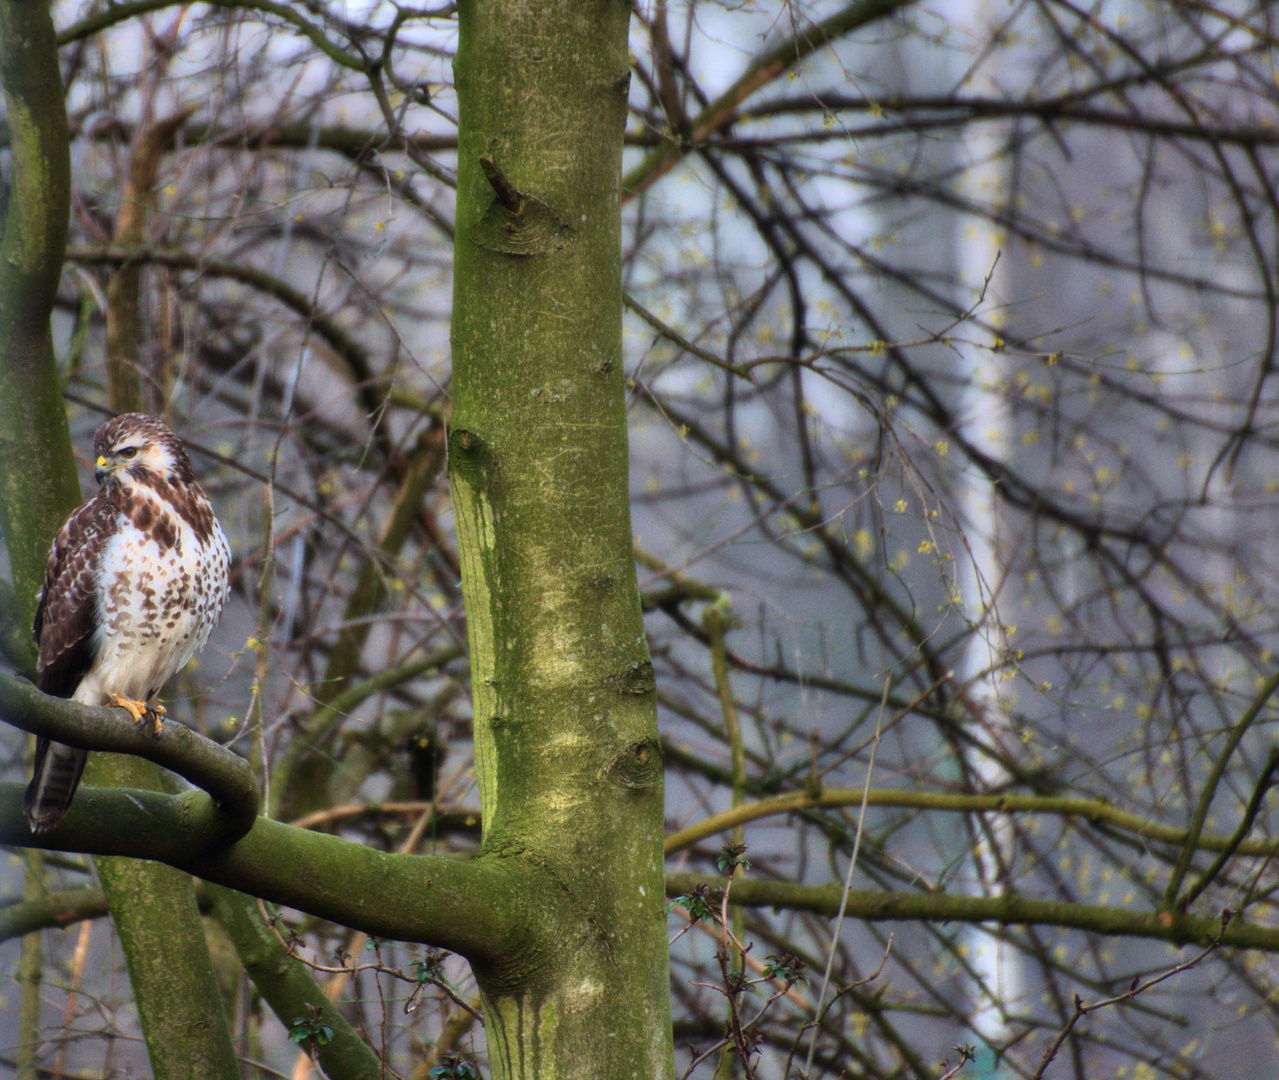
[3,0,1279,1076]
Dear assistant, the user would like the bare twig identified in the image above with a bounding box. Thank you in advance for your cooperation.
[1030,910,1233,1080]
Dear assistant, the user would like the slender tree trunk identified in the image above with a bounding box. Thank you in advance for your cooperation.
[0,6,78,1076]
[0,0,78,575]
[451,1,675,1076]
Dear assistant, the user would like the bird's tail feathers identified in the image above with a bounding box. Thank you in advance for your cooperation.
[24,736,88,833]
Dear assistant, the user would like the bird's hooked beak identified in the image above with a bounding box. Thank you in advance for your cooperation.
[95,455,116,485]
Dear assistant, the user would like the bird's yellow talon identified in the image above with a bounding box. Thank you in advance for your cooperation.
[110,695,164,733]
[109,694,147,723]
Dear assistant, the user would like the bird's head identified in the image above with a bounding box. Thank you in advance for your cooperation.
[93,413,196,487]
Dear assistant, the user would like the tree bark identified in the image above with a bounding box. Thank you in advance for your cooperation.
[451,1,675,1076]
[0,0,78,588]
[0,7,71,1073]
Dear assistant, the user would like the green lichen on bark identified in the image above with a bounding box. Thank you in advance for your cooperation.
[0,0,78,615]
[450,0,674,1076]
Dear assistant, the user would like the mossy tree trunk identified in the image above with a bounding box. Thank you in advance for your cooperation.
[0,0,78,569]
[451,0,675,1076]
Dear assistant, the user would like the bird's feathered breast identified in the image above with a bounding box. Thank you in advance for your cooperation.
[33,468,227,700]
[130,472,220,548]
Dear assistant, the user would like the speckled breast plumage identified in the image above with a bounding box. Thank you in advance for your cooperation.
[91,482,231,704]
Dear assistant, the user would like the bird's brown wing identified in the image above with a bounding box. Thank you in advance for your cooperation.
[25,493,119,833]
[34,492,117,698]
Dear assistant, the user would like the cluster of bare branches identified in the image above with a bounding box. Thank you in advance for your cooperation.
[3,0,1279,1077]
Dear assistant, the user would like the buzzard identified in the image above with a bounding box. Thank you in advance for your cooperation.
[24,413,231,832]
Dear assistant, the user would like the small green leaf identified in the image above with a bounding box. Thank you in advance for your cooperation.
[289,1015,334,1047]
[762,952,808,985]
[716,842,750,874]
[412,951,446,983]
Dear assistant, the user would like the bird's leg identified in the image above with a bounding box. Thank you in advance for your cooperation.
[109,695,166,735]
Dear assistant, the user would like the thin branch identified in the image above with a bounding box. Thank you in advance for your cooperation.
[1163,666,1279,910]
[1029,911,1232,1080]
[58,0,371,73]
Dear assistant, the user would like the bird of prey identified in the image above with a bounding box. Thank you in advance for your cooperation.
[23,413,231,832]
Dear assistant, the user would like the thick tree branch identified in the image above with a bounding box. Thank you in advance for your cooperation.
[666,872,1275,952]
[206,884,384,1080]
[664,787,1279,860]
[0,672,259,841]
[0,673,523,961]
[0,778,520,961]
[0,885,107,943]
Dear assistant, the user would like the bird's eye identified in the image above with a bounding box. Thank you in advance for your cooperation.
[120,447,138,459]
